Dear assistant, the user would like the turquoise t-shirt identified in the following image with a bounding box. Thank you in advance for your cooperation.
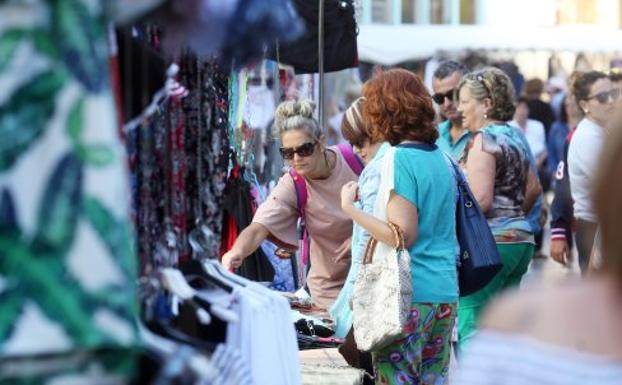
[436,120,472,160]
[394,143,459,304]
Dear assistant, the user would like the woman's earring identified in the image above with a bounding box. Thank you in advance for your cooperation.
[483,113,488,120]
[584,109,589,115]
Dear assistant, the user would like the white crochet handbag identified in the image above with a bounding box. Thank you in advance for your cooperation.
[351,221,412,352]
[351,147,412,352]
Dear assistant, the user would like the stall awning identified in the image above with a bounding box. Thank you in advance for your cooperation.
[358,24,622,65]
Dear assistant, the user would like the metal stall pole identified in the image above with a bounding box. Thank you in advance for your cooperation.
[318,0,326,132]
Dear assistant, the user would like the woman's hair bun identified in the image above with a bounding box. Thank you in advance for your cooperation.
[275,100,316,122]
[273,99,321,140]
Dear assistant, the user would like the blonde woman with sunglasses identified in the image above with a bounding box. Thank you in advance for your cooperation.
[567,70,619,275]
[221,99,359,311]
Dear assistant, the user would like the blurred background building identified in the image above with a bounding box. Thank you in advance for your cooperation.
[363,0,621,28]
[357,0,622,81]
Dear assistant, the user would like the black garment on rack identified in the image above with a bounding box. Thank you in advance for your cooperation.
[221,168,275,282]
[266,0,358,74]
[116,26,167,122]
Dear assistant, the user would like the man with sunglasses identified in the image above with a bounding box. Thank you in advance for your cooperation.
[432,60,470,160]
[431,60,469,359]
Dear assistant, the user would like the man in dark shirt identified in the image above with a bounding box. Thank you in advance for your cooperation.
[549,128,575,266]
[524,78,555,192]
[524,78,555,135]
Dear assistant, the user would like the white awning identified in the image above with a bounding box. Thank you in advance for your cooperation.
[358,24,622,64]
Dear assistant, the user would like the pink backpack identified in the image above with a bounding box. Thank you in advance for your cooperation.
[288,144,363,285]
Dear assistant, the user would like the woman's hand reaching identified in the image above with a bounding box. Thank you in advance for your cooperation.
[221,249,244,270]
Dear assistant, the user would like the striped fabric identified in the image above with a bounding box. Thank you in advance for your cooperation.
[454,330,622,385]
[550,227,568,240]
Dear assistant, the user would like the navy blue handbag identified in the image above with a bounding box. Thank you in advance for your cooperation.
[445,156,503,296]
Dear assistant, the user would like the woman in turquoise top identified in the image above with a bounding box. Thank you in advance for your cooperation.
[341,69,458,385]
[330,97,390,339]
[456,68,542,349]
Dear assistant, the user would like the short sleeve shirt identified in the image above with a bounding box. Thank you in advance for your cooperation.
[393,144,459,304]
[463,123,534,243]
[252,147,358,310]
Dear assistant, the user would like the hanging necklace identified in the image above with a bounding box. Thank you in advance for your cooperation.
[312,148,334,180]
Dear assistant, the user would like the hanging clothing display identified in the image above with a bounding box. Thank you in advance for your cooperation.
[267,0,359,74]
[124,42,232,273]
[120,29,302,383]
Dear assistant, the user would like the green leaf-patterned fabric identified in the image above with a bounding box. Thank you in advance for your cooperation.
[0,0,139,359]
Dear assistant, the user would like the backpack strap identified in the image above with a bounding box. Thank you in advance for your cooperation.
[289,168,310,267]
[289,168,307,218]
[336,143,364,176]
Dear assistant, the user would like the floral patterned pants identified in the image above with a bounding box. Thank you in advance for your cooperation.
[372,303,456,385]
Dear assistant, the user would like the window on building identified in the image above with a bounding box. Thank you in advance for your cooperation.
[402,0,417,23]
[460,0,475,24]
[556,0,597,24]
[372,0,391,23]
[431,0,444,23]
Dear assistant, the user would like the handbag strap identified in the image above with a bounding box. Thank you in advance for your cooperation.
[443,152,469,199]
[388,222,406,251]
[362,222,405,265]
[443,153,464,185]
[362,237,377,265]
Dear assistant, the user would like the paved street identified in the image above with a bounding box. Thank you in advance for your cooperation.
[521,218,582,291]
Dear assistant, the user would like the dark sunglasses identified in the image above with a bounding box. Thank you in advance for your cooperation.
[279,141,316,160]
[432,89,456,105]
[587,88,621,104]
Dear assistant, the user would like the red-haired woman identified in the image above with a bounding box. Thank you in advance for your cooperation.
[341,69,458,385]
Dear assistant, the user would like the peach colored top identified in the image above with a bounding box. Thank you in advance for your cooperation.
[252,147,357,310]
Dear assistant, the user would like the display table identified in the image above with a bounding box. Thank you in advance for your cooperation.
[299,348,365,385]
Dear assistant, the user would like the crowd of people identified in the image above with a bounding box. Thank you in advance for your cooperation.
[222,61,622,384]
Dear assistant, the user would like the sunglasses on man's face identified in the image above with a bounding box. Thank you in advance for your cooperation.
[432,89,456,105]
[279,141,316,160]
[588,88,621,104]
